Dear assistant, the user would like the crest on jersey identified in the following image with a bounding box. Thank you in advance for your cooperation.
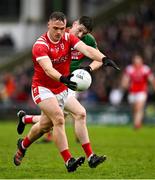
[60,43,64,50]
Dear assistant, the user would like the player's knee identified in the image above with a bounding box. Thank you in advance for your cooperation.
[53,112,65,126]
[75,108,86,122]
[40,124,50,133]
[42,127,51,133]
[39,120,52,132]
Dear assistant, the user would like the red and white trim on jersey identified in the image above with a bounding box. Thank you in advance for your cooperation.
[34,41,49,48]
[32,86,56,104]
[65,32,69,41]
[36,56,49,61]
[73,41,81,49]
[34,36,49,49]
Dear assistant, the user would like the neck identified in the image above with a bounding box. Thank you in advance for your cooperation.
[47,31,60,44]
[68,27,73,34]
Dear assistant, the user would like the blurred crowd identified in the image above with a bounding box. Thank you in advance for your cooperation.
[0,0,155,107]
[0,61,34,108]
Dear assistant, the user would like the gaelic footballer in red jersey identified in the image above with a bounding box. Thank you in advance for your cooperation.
[14,11,111,171]
[121,54,155,129]
[14,12,85,172]
[17,16,103,143]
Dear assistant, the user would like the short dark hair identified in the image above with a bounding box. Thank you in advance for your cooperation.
[79,16,94,32]
[49,11,66,22]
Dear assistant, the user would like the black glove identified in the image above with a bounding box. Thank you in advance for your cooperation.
[102,57,120,71]
[60,74,77,91]
[80,66,92,74]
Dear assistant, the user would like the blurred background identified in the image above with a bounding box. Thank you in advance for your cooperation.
[0,0,155,126]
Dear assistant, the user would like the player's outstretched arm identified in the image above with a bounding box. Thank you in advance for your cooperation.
[75,41,120,71]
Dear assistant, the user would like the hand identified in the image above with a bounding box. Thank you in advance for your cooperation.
[79,66,92,74]
[60,74,77,91]
[102,57,120,71]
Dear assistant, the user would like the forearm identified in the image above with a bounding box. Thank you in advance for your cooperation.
[76,41,105,62]
[148,76,155,91]
[38,58,62,81]
[45,67,62,81]
[83,46,105,62]
[150,80,155,91]
[121,76,129,90]
[89,61,103,71]
[89,48,103,71]
[75,41,120,71]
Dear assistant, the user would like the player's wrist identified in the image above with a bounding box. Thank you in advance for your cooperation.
[60,75,67,83]
[87,66,92,73]
[102,57,109,64]
[80,66,92,73]
[102,57,120,71]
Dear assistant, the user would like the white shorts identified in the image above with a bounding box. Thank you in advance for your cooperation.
[67,88,78,98]
[31,86,68,109]
[63,88,79,115]
[128,92,147,104]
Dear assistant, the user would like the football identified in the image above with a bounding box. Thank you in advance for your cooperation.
[70,69,92,91]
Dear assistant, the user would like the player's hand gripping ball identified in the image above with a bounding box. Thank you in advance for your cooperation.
[71,69,92,91]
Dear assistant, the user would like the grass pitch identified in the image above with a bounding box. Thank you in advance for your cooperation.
[0,121,155,179]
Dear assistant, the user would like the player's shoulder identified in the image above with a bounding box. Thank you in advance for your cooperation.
[63,32,70,41]
[35,33,48,44]
[143,64,151,73]
[82,33,97,47]
[33,33,49,49]
[126,65,134,73]
[84,33,96,41]
[61,32,75,43]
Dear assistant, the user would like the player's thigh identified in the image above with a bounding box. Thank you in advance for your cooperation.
[38,97,64,125]
[135,99,146,111]
[64,96,86,117]
[39,111,53,129]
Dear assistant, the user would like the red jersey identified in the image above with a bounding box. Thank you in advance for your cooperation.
[32,32,80,94]
[65,28,85,60]
[71,49,85,60]
[125,64,153,93]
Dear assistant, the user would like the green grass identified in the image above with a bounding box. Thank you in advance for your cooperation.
[0,121,155,179]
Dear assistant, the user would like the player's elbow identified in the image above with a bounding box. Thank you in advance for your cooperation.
[44,68,51,77]
[85,46,93,57]
[44,67,55,78]
[85,46,101,60]
[98,61,103,67]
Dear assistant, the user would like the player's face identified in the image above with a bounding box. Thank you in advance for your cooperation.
[71,21,89,39]
[133,55,143,67]
[48,19,66,42]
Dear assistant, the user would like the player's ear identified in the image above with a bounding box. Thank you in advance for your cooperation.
[47,22,50,28]
[73,21,78,26]
[47,20,51,29]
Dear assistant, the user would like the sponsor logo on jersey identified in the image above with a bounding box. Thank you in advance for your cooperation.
[51,54,69,64]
